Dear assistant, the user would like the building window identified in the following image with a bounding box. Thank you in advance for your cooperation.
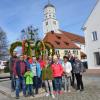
[73,50,78,55]
[46,22,48,25]
[64,42,69,46]
[53,15,55,18]
[92,31,98,41]
[53,21,56,25]
[55,50,59,55]
[77,50,78,55]
[55,41,60,45]
[56,36,61,39]
[64,50,68,55]
[73,50,76,54]
[94,52,100,65]
[49,15,51,18]
[46,16,47,19]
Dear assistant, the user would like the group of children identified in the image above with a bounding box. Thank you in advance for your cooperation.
[9,52,85,99]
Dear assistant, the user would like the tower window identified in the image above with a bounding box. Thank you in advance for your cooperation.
[46,22,48,25]
[53,21,56,25]
[49,15,51,17]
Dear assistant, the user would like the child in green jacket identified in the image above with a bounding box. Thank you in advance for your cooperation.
[24,69,34,97]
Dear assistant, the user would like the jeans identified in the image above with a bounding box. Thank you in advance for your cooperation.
[45,80,54,95]
[11,74,16,91]
[33,76,39,94]
[15,76,26,97]
[26,84,33,96]
[63,75,71,91]
[71,72,75,87]
[75,73,84,90]
[54,77,62,92]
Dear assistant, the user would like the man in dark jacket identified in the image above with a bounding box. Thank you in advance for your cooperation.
[73,57,85,91]
[69,55,75,87]
[13,55,27,99]
[9,51,18,92]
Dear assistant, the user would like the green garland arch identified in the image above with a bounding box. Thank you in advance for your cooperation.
[10,40,55,59]
[10,41,22,56]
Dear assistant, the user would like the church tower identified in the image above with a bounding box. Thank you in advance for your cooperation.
[43,0,60,35]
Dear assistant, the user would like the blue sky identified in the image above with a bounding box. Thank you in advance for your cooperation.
[0,0,97,44]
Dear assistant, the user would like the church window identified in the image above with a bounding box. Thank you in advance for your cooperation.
[49,15,51,17]
[46,22,48,25]
[53,21,56,25]
[46,15,47,19]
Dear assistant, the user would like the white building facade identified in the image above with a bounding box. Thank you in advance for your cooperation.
[83,0,100,69]
[43,3,60,35]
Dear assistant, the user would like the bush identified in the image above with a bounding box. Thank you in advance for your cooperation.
[4,61,10,73]
[4,66,10,73]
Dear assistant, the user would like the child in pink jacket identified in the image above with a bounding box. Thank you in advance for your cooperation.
[51,56,63,95]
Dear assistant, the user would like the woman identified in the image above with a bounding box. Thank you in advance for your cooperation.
[73,57,85,91]
[62,56,72,92]
[51,55,63,95]
[42,59,55,98]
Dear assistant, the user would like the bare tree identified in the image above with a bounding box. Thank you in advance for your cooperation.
[0,27,8,60]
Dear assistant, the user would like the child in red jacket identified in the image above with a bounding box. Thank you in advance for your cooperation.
[51,55,63,95]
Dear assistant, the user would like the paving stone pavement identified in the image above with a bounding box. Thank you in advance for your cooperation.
[0,75,100,100]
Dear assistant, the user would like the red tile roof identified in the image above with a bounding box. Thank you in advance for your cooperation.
[43,31,80,49]
[60,30,85,44]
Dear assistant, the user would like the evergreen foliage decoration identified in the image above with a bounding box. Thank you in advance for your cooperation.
[10,39,55,59]
[10,41,22,56]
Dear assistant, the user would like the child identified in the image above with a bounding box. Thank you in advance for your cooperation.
[24,68,34,97]
[30,57,41,94]
[42,59,55,98]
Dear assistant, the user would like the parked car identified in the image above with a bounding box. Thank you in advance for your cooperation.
[81,59,88,69]
[0,60,7,69]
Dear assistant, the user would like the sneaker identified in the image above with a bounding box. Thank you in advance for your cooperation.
[80,89,84,92]
[68,90,71,93]
[64,90,67,93]
[53,91,57,95]
[76,89,80,92]
[16,96,19,99]
[30,96,34,99]
[45,93,49,97]
[58,91,63,95]
[24,94,27,97]
[51,94,55,99]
